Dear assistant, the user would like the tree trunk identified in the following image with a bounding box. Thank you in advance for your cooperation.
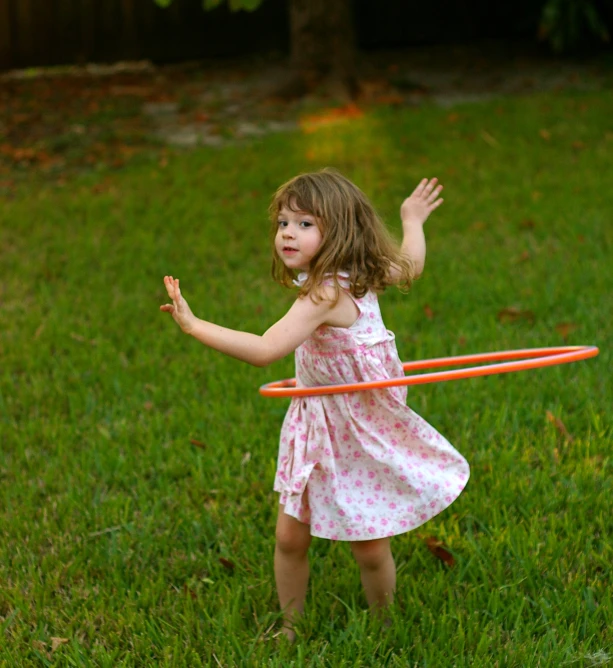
[279,0,359,99]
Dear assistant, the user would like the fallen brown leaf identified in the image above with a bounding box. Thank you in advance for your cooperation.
[546,410,574,441]
[516,250,531,263]
[423,304,434,320]
[91,179,118,195]
[190,439,207,449]
[497,307,535,325]
[183,583,197,599]
[219,557,235,571]
[51,637,69,652]
[555,322,578,341]
[424,536,455,567]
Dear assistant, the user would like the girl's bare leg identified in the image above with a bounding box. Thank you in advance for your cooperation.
[274,504,312,641]
[350,538,396,610]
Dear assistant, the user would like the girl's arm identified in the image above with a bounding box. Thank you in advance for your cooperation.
[160,276,337,367]
[390,177,443,282]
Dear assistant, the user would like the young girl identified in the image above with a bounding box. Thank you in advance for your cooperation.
[160,169,469,640]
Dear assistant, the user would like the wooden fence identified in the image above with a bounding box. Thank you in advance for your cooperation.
[0,0,288,71]
[0,0,546,72]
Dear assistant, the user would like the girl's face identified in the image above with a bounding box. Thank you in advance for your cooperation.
[275,205,323,272]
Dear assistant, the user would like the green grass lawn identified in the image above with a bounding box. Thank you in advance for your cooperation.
[1,88,612,666]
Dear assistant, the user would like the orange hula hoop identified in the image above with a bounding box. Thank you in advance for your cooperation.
[259,346,600,398]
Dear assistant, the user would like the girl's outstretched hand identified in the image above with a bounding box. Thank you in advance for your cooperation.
[400,178,444,227]
[160,275,197,334]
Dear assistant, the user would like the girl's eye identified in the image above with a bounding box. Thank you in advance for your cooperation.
[300,221,313,228]
[278,221,288,228]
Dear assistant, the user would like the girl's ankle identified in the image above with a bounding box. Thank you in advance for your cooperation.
[277,624,296,643]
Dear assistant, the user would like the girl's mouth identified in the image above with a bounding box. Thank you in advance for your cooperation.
[282,247,298,254]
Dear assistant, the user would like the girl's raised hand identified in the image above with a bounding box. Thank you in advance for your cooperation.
[160,275,197,334]
[400,178,444,227]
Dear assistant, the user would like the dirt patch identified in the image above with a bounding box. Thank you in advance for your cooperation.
[1,40,610,187]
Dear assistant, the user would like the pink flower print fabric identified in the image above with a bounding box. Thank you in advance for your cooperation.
[274,274,469,541]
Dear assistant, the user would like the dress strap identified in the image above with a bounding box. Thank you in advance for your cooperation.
[295,271,351,289]
[321,271,350,288]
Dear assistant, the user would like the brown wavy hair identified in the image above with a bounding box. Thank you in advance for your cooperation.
[269,168,414,300]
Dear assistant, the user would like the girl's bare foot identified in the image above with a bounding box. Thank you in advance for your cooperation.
[276,624,296,643]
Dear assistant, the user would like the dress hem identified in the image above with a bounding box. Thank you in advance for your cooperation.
[276,476,469,542]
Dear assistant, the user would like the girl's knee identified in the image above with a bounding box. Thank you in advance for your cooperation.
[275,510,312,555]
[351,538,392,570]
[275,525,311,555]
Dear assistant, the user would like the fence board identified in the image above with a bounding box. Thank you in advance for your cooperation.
[78,0,96,65]
[38,0,57,66]
[121,0,140,60]
[12,0,34,67]
[0,0,12,70]
[55,0,82,65]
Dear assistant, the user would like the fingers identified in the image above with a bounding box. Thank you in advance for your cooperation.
[427,185,443,205]
[423,177,440,197]
[163,275,184,303]
[412,178,443,201]
[416,178,443,209]
[163,275,175,299]
[423,177,437,192]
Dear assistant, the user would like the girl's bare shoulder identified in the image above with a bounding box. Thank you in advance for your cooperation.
[308,284,359,328]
